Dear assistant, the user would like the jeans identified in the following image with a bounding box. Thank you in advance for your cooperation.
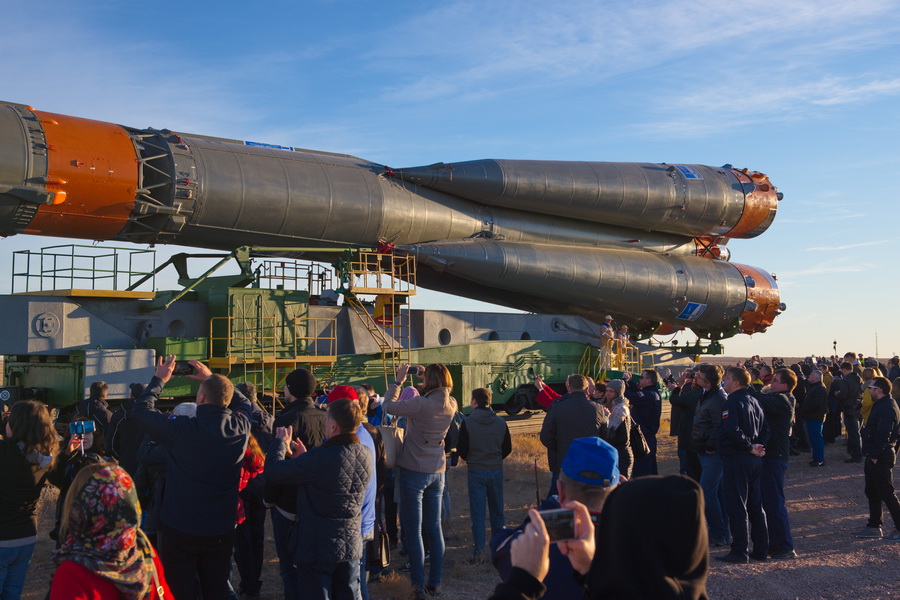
[844,412,862,460]
[234,487,266,596]
[359,534,370,600]
[270,509,300,600]
[297,560,360,600]
[441,457,451,526]
[722,453,768,559]
[0,543,35,600]
[158,524,235,600]
[468,469,505,553]
[698,453,728,543]
[760,458,794,552]
[398,467,445,591]
[805,420,825,463]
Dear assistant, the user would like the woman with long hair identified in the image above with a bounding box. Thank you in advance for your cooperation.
[0,400,58,600]
[48,416,112,543]
[382,364,457,599]
[49,463,171,600]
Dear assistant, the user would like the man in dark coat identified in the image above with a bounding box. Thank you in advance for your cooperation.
[716,367,769,564]
[75,381,112,436]
[691,364,729,547]
[266,398,373,600]
[540,374,609,496]
[133,356,252,600]
[624,369,662,477]
[799,369,828,466]
[750,368,797,559]
[106,383,145,477]
[836,362,864,463]
[853,377,900,541]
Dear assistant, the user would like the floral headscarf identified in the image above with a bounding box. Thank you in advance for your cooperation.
[53,465,159,600]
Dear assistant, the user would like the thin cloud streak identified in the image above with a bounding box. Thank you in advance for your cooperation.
[806,240,888,251]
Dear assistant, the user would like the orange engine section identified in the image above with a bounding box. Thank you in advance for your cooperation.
[734,263,781,334]
[25,110,137,240]
[723,169,778,239]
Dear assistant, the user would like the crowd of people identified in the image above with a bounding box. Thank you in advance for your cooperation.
[0,358,516,600]
[664,353,900,561]
[1,350,898,600]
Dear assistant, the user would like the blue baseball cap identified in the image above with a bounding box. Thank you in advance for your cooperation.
[562,437,620,487]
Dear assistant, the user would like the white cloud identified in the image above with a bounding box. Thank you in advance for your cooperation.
[806,240,888,251]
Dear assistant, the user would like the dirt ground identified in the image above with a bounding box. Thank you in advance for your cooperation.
[21,428,900,600]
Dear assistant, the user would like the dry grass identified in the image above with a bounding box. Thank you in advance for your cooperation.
[502,433,549,470]
[368,569,414,599]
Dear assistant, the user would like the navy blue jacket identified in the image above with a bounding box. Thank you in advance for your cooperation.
[265,433,372,566]
[132,376,252,536]
[625,383,662,437]
[716,387,769,456]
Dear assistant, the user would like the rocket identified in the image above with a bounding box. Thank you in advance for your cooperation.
[0,100,784,339]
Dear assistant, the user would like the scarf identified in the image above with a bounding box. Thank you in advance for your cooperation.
[53,465,158,600]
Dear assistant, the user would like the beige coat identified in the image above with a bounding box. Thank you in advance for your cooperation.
[382,384,457,474]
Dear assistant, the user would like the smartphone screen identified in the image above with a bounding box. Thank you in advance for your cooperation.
[173,362,193,376]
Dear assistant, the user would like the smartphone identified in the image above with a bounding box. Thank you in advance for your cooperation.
[173,361,194,376]
[408,366,424,377]
[538,508,576,542]
[69,420,96,435]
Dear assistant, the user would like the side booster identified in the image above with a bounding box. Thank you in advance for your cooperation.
[0,101,784,338]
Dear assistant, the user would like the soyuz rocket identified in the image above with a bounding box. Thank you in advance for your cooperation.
[0,101,784,339]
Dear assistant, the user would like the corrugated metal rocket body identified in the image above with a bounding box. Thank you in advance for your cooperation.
[0,101,784,338]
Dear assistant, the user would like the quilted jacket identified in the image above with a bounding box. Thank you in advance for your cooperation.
[265,432,373,566]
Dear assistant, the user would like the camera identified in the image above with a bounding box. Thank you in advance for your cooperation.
[173,362,194,377]
[538,508,576,542]
[534,508,601,542]
[69,420,96,435]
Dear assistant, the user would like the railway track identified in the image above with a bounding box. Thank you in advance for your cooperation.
[503,410,546,435]
[501,399,672,436]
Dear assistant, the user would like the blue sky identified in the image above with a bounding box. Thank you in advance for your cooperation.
[2,0,899,358]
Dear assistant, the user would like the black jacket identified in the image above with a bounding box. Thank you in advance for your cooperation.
[692,387,727,454]
[669,385,702,452]
[75,395,113,436]
[836,372,863,413]
[749,389,795,461]
[798,381,828,422]
[107,398,144,478]
[266,396,327,514]
[540,391,609,473]
[132,376,252,536]
[861,395,900,458]
[0,440,53,542]
[265,433,372,566]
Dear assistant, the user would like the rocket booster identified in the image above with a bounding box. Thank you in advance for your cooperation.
[0,101,784,338]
